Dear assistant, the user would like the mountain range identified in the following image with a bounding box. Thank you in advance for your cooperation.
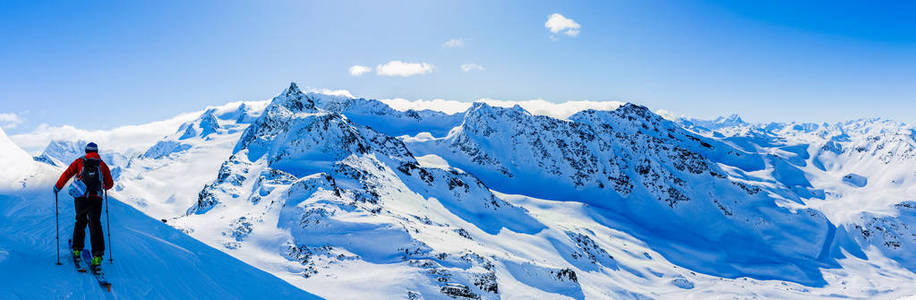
[2,83,914,299]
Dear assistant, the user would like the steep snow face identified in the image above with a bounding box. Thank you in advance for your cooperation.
[851,202,916,272]
[0,127,35,189]
[406,102,842,286]
[0,165,318,299]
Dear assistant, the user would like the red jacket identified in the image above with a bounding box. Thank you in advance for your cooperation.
[55,152,114,197]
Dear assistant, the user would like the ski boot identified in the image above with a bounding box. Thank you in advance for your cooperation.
[90,256,103,274]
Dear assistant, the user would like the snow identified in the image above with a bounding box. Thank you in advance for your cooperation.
[842,173,868,187]
[114,101,262,219]
[415,154,451,170]
[9,100,268,155]
[379,97,626,120]
[167,85,916,298]
[0,137,318,299]
[10,83,916,299]
[0,127,35,189]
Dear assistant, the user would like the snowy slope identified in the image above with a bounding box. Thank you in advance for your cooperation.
[176,83,539,298]
[0,127,35,190]
[406,102,851,286]
[112,101,266,219]
[680,116,916,277]
[0,133,318,299]
[21,83,916,299]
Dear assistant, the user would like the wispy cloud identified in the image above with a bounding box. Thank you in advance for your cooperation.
[460,63,485,72]
[8,101,265,154]
[10,117,196,154]
[545,13,581,38]
[443,38,464,48]
[306,88,354,98]
[348,65,372,76]
[376,60,434,77]
[0,113,23,129]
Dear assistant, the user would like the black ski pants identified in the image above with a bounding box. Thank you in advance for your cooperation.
[72,196,105,257]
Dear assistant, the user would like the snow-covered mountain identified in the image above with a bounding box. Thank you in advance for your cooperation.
[13,83,916,299]
[406,102,846,286]
[0,127,319,299]
[679,116,916,279]
[115,100,266,219]
[680,114,748,131]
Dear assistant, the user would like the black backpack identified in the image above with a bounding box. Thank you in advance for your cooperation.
[80,157,103,196]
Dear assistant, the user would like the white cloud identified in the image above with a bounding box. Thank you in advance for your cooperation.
[0,113,23,129]
[348,65,372,76]
[379,98,473,115]
[443,38,464,48]
[10,116,197,155]
[376,60,435,77]
[306,88,354,98]
[379,98,625,120]
[7,100,269,155]
[654,109,683,121]
[460,63,485,72]
[545,13,581,38]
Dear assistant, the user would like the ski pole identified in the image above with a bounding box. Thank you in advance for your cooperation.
[55,191,61,265]
[105,190,112,264]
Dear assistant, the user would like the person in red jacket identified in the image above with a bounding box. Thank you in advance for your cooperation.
[53,142,114,268]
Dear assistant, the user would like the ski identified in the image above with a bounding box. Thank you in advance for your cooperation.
[67,240,87,273]
[82,251,112,292]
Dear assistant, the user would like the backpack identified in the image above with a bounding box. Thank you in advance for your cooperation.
[69,156,104,198]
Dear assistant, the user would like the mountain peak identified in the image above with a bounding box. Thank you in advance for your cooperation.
[176,109,221,140]
[610,103,664,123]
[284,82,302,97]
[270,82,316,113]
[679,113,749,131]
[715,114,746,125]
[614,103,652,116]
[466,101,531,117]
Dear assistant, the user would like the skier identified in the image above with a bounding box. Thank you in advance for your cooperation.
[52,142,114,270]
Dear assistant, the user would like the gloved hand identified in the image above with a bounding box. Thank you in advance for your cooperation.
[53,186,60,195]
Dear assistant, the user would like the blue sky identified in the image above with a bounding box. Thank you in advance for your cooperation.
[2,0,915,134]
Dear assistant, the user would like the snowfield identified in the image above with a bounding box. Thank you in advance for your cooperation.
[3,83,915,299]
